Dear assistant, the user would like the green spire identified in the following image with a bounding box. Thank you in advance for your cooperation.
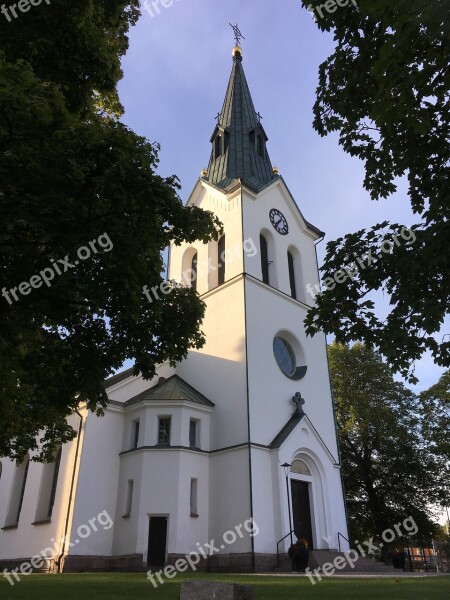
[205,47,276,192]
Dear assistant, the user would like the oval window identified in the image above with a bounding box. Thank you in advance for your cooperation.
[273,336,296,378]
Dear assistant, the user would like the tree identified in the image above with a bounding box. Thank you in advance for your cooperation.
[420,370,450,509]
[302,0,449,382]
[0,2,221,461]
[329,342,442,545]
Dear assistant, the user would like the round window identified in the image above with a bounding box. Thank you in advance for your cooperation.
[273,336,296,378]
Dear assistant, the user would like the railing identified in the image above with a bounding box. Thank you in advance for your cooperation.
[276,530,295,569]
[337,531,351,552]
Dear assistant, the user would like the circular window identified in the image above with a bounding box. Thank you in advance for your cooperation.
[273,336,296,377]
[273,332,307,380]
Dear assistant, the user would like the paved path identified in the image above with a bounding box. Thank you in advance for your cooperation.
[249,572,450,578]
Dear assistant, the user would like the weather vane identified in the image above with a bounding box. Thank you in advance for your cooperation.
[229,23,245,47]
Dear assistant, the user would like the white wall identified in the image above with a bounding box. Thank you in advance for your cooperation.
[69,408,122,556]
[242,180,320,302]
[245,277,339,455]
[0,411,86,562]
[106,362,176,404]
[169,183,244,296]
[277,423,349,551]
[209,447,253,555]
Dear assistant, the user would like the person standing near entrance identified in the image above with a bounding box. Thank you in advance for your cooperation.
[288,539,309,572]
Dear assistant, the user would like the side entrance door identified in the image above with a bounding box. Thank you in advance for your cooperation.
[147,516,168,566]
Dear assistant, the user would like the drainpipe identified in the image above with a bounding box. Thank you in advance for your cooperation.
[56,408,83,573]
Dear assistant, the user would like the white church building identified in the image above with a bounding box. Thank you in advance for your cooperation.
[0,44,349,574]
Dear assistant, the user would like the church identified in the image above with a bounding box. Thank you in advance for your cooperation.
[0,42,349,574]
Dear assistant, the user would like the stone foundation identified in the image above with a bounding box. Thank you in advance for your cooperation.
[62,554,144,572]
[1,552,279,575]
[0,557,54,574]
[167,553,278,573]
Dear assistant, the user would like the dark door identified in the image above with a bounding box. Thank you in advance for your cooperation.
[147,517,168,566]
[291,480,314,549]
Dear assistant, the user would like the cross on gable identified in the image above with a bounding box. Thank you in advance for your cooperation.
[292,392,305,416]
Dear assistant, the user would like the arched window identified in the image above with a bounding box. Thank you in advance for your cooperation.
[182,247,199,291]
[215,135,222,159]
[191,253,198,292]
[288,251,297,299]
[218,235,225,286]
[260,234,270,284]
[35,447,62,522]
[287,246,304,302]
[291,459,311,476]
[5,454,30,526]
[47,447,62,519]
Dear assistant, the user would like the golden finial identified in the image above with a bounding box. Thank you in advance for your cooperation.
[232,46,243,58]
[273,165,280,175]
[201,169,208,177]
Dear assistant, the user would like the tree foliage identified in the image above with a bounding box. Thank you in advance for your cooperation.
[329,342,446,545]
[303,0,449,381]
[420,370,450,508]
[0,2,221,461]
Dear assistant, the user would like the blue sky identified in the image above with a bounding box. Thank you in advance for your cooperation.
[117,0,448,393]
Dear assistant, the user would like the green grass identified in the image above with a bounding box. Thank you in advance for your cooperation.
[1,572,448,600]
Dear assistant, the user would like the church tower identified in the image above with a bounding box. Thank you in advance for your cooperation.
[0,41,349,576]
[168,44,349,569]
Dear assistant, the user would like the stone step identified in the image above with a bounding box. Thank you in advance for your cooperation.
[275,550,396,574]
[309,550,396,573]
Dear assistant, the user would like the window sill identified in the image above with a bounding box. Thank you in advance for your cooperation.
[190,513,199,519]
[31,519,51,526]
[1,523,18,530]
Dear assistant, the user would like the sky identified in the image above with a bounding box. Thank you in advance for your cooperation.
[116,0,448,394]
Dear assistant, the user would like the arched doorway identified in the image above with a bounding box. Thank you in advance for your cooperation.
[290,458,314,549]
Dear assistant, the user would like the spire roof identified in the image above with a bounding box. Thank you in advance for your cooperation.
[204,47,277,192]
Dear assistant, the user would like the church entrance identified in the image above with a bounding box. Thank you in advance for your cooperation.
[291,480,314,549]
[147,516,168,566]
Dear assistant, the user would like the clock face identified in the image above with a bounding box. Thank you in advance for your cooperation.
[269,208,289,235]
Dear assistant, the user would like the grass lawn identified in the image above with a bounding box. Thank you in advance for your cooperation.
[1,572,448,599]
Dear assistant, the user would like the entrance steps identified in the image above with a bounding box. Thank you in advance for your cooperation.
[274,550,396,574]
[309,550,396,573]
